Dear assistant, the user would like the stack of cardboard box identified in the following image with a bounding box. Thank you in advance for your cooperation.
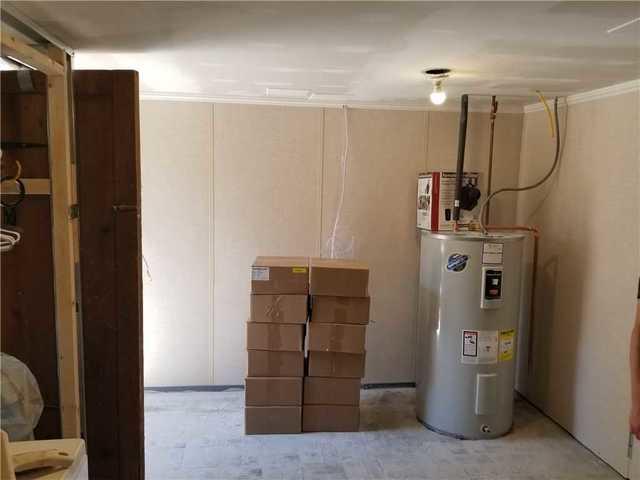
[245,256,309,434]
[303,258,370,432]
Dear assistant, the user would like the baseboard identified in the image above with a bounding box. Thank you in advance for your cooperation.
[145,385,244,392]
[145,382,417,392]
[362,382,416,389]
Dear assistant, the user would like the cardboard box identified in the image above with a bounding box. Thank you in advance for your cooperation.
[245,406,301,434]
[311,296,369,324]
[309,258,368,297]
[245,377,302,406]
[307,352,366,378]
[251,256,309,294]
[417,171,481,231]
[250,294,307,324]
[302,405,360,432]
[246,323,304,352]
[307,323,366,354]
[247,350,304,377]
[303,377,360,405]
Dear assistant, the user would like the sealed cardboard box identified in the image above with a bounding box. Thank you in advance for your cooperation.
[309,258,368,297]
[251,257,309,294]
[303,377,360,405]
[307,323,366,354]
[417,171,480,231]
[245,406,302,434]
[247,350,304,377]
[308,351,366,378]
[250,294,307,324]
[311,296,369,324]
[245,377,302,406]
[302,405,360,432]
[246,323,304,352]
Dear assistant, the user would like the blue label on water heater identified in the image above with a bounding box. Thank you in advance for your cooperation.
[446,253,469,272]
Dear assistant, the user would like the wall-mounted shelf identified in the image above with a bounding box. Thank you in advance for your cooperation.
[1,141,48,149]
[1,178,51,195]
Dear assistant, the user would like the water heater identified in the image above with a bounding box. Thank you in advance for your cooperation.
[416,231,524,439]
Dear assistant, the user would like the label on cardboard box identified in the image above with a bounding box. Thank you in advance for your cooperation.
[252,267,270,281]
[251,256,309,294]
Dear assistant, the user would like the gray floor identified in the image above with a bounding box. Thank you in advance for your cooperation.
[145,388,621,480]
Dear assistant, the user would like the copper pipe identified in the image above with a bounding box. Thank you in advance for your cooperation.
[485,96,498,224]
[485,225,539,372]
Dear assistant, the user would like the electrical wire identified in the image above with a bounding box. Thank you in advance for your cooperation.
[328,105,350,258]
[479,96,561,234]
[536,90,555,138]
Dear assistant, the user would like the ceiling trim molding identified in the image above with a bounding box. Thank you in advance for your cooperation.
[139,90,525,114]
[524,79,640,113]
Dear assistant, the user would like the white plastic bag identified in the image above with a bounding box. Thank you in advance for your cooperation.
[1,353,44,441]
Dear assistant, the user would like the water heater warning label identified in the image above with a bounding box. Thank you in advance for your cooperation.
[461,330,498,365]
[499,329,516,361]
[482,242,504,264]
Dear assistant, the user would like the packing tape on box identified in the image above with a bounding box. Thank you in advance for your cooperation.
[266,295,283,322]
[267,352,277,374]
[268,325,282,350]
[329,325,345,351]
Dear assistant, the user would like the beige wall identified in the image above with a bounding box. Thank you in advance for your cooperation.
[515,92,639,475]
[140,101,524,386]
[322,108,428,382]
[212,104,324,384]
[140,101,214,386]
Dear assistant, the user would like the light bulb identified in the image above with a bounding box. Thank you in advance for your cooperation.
[430,90,446,105]
[430,80,446,105]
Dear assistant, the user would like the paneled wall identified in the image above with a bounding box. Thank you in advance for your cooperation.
[322,108,428,382]
[213,105,324,384]
[140,101,214,386]
[140,101,524,386]
[515,92,639,475]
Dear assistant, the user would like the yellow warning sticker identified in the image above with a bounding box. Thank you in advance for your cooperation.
[499,329,515,362]
[292,267,307,274]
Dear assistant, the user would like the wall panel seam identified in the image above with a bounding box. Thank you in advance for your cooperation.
[209,102,215,385]
[319,108,326,256]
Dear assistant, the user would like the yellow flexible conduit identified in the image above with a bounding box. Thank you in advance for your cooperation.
[536,90,555,138]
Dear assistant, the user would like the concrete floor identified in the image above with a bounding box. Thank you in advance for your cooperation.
[145,388,621,480]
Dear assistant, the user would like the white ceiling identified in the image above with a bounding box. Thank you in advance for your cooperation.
[5,1,640,108]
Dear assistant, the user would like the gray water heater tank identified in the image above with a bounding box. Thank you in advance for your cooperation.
[416,231,524,439]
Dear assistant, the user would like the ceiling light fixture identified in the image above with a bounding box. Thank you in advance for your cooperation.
[424,68,451,105]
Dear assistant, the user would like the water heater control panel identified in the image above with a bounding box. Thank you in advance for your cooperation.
[481,266,503,309]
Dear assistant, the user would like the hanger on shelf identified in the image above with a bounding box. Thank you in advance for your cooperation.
[0,226,21,253]
[1,160,25,226]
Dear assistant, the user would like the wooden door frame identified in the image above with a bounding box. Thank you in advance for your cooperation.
[1,25,81,438]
